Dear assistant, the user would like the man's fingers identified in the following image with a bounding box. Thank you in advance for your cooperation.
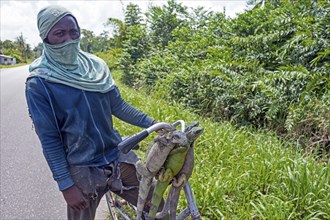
[70,204,80,212]
[80,200,87,210]
[70,200,87,211]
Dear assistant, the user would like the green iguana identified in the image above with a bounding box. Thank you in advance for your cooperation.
[155,122,200,219]
[135,129,188,220]
[155,146,195,219]
[148,123,204,219]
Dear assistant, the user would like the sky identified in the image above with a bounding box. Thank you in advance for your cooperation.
[1,0,249,47]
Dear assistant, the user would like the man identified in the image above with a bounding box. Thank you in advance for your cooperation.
[25,5,162,220]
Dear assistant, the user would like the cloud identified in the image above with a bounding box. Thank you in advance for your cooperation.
[1,0,247,47]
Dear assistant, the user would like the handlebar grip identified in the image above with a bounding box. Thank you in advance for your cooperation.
[118,130,149,154]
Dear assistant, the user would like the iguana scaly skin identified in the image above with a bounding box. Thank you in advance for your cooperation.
[155,122,202,219]
[148,124,204,219]
[135,129,188,220]
[155,146,195,219]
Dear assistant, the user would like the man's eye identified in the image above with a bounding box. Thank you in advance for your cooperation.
[55,32,64,37]
[72,30,80,36]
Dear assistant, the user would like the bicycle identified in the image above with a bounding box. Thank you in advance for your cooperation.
[105,120,202,220]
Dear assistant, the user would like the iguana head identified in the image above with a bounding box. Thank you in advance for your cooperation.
[156,130,188,146]
[186,126,204,143]
[185,121,200,132]
[170,130,188,145]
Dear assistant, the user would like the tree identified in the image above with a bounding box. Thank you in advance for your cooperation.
[146,0,188,49]
[0,40,16,50]
[105,18,126,48]
[95,31,111,52]
[15,33,27,62]
[117,3,149,85]
[33,43,43,58]
[125,3,143,26]
[80,29,95,52]
[25,43,33,60]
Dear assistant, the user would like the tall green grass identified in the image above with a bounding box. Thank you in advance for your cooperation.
[111,70,330,219]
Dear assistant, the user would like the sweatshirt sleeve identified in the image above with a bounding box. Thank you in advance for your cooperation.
[25,77,74,191]
[109,86,154,128]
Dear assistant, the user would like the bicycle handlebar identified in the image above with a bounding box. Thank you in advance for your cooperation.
[118,122,176,154]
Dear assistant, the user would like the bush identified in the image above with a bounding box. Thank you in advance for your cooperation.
[96,48,123,71]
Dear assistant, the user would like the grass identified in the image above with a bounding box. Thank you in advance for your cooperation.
[0,63,29,69]
[111,70,330,220]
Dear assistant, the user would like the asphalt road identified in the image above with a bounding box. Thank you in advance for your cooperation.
[0,65,107,220]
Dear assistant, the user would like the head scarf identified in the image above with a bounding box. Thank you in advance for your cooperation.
[37,5,73,40]
[29,5,115,93]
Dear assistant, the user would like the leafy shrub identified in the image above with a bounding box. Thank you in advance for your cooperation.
[96,48,122,71]
[112,69,330,220]
[116,0,330,152]
[286,92,330,154]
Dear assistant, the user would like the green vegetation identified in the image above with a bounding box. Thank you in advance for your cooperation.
[112,69,329,219]
[0,33,37,63]
[3,0,328,218]
[106,0,329,155]
[5,2,328,153]
[0,63,29,69]
[104,0,329,218]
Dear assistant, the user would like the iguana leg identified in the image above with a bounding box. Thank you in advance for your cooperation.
[158,168,173,182]
[136,160,151,177]
[172,174,187,187]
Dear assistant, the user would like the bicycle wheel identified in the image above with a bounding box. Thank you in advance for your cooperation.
[105,191,138,220]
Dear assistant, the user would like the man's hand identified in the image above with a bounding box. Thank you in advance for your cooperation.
[62,185,87,211]
[152,120,171,133]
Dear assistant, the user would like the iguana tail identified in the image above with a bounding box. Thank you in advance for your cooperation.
[136,177,152,220]
[154,184,181,219]
[154,192,170,219]
[148,180,169,218]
